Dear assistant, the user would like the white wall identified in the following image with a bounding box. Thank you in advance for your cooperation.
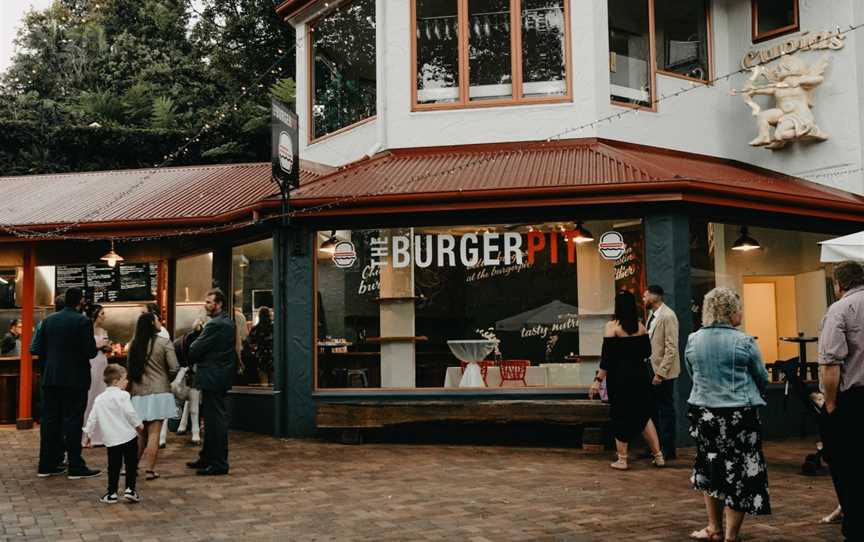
[293,0,864,194]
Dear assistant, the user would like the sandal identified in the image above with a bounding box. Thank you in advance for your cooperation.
[610,454,629,470]
[652,451,665,467]
[820,506,842,524]
[689,527,721,541]
[144,470,160,480]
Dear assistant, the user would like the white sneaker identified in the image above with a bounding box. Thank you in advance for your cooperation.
[123,488,141,503]
[99,492,118,504]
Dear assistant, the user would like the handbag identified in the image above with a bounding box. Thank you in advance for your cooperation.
[170,367,190,402]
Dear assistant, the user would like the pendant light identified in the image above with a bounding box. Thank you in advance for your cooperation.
[731,226,761,252]
[100,240,124,268]
[319,231,339,256]
[572,221,595,244]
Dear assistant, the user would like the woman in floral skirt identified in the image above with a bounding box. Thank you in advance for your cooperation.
[685,287,771,542]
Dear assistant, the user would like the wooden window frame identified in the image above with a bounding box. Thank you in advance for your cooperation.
[751,0,799,44]
[654,0,713,85]
[307,0,378,145]
[610,0,714,112]
[410,0,574,112]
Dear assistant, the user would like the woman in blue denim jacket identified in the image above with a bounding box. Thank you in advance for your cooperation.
[685,288,770,542]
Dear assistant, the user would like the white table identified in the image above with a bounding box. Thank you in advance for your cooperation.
[443,366,549,388]
[446,340,499,388]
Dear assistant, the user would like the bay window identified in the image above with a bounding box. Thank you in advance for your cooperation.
[413,0,571,109]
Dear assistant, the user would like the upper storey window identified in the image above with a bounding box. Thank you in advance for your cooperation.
[752,0,798,43]
[412,0,572,110]
[609,0,711,110]
[309,0,376,141]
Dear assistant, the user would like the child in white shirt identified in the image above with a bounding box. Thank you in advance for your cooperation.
[83,364,143,504]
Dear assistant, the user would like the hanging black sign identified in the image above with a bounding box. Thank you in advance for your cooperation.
[271,98,299,191]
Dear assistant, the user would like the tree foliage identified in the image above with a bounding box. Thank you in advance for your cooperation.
[0,0,296,174]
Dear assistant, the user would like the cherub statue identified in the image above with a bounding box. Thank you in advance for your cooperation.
[730,54,830,150]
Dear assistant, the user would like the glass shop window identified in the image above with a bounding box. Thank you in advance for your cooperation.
[414,0,570,107]
[608,0,652,107]
[310,0,377,140]
[752,0,798,42]
[315,221,646,391]
[232,238,274,387]
[174,253,212,339]
[654,0,710,82]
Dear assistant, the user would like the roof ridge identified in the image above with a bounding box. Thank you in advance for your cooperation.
[0,162,271,182]
[593,140,678,180]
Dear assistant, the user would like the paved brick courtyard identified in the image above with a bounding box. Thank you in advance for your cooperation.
[0,427,842,541]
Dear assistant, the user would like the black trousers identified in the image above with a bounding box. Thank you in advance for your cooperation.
[199,389,229,471]
[38,387,87,472]
[106,437,138,494]
[824,387,864,542]
[651,377,677,457]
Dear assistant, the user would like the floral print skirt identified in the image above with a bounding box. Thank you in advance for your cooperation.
[688,405,771,515]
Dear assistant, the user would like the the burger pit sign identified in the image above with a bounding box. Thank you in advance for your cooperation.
[331,230,626,269]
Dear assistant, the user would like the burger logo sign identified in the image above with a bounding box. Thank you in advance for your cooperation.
[598,231,626,260]
[332,241,358,268]
[278,131,294,174]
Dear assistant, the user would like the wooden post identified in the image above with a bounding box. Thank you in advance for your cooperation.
[17,245,36,430]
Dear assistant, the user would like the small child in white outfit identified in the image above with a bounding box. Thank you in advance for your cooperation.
[83,364,143,504]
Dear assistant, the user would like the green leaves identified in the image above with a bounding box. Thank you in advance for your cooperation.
[150,96,177,130]
[270,78,296,104]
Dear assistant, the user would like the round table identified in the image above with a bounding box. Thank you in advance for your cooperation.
[779,334,818,381]
[447,339,499,388]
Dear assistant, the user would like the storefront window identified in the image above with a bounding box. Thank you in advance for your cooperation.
[233,239,274,387]
[752,0,798,42]
[690,222,832,383]
[608,0,652,107]
[413,0,570,108]
[310,0,376,140]
[315,221,645,390]
[654,0,710,82]
[174,253,212,339]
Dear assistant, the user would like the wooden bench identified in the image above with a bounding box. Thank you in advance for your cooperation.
[316,399,610,448]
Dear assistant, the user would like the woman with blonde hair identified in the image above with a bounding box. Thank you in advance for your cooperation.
[685,287,770,542]
[128,312,178,480]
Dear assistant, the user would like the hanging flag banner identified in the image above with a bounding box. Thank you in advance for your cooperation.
[271,98,299,190]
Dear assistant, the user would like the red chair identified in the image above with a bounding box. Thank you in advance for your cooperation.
[460,360,496,385]
[498,359,531,386]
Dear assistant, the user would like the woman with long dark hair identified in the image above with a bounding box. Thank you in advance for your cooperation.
[589,290,664,470]
[128,312,178,480]
[247,307,274,385]
[82,304,111,446]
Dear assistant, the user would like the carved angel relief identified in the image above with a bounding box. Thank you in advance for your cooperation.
[730,54,830,150]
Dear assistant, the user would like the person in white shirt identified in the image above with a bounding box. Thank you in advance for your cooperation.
[83,364,144,504]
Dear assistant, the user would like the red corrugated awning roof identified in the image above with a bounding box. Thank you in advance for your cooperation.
[0,160,333,232]
[287,138,864,222]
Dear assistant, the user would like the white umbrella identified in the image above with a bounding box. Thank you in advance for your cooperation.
[819,231,864,263]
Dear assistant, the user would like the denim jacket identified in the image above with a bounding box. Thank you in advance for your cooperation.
[685,324,769,408]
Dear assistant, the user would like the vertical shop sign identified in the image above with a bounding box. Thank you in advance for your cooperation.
[271,98,299,190]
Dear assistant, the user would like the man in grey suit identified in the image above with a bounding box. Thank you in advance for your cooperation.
[186,288,236,475]
[31,287,100,479]
[643,285,680,460]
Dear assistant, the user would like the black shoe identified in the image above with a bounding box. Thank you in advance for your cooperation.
[196,466,228,476]
[123,488,141,503]
[99,492,118,504]
[68,467,101,480]
[37,466,66,478]
[159,443,166,449]
[186,459,208,469]
[176,430,187,436]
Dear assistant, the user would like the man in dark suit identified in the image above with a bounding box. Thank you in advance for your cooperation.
[31,287,100,479]
[186,288,236,475]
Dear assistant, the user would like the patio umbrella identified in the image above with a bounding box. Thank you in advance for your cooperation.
[819,231,864,262]
[495,300,580,332]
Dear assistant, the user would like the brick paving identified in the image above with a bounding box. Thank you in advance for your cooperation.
[0,427,842,541]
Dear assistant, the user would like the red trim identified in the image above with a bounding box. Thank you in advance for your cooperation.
[17,245,36,429]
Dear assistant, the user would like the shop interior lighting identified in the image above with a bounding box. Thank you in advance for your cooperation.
[319,231,339,256]
[572,221,595,244]
[731,226,761,252]
[100,241,124,268]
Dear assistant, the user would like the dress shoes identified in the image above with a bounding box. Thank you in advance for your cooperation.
[186,459,208,469]
[196,466,228,476]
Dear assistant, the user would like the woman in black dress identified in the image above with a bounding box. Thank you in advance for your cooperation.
[589,291,664,470]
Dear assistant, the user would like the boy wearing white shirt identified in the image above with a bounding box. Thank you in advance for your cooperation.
[83,364,144,504]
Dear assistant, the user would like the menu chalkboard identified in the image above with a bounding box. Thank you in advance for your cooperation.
[55,263,156,303]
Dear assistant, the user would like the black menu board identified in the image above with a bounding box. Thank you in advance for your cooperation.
[55,263,156,303]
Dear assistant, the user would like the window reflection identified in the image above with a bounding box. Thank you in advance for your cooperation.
[468,0,513,101]
[416,0,460,104]
[608,0,652,107]
[233,239,274,387]
[310,0,377,139]
[521,0,567,98]
[655,0,709,82]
